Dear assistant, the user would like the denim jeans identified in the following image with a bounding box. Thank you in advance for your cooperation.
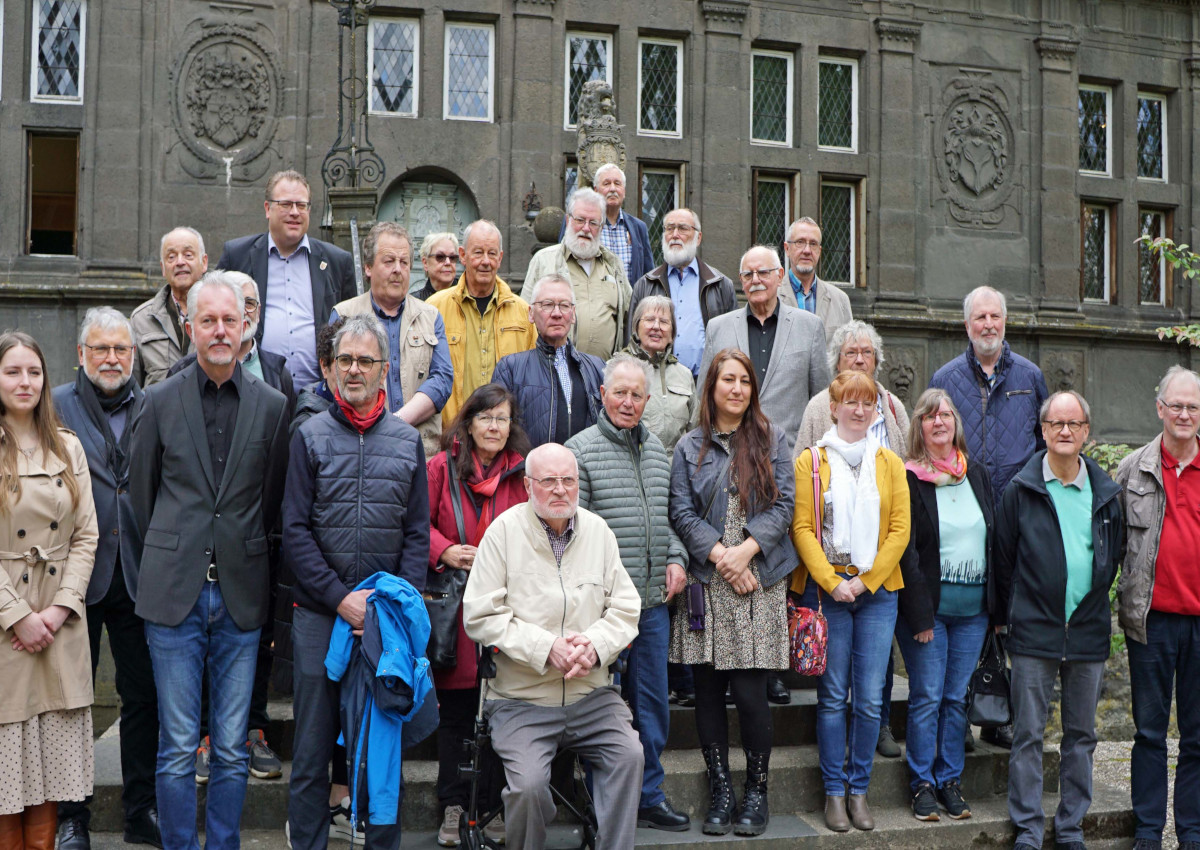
[146,582,261,850]
[895,610,989,791]
[806,580,898,795]
[623,603,671,808]
[1127,610,1200,844]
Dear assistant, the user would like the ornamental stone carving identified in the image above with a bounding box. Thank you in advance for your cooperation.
[1043,350,1084,394]
[169,19,283,180]
[884,346,923,408]
[935,72,1016,229]
[575,80,627,190]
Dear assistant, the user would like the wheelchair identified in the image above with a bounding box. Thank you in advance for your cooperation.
[456,645,627,850]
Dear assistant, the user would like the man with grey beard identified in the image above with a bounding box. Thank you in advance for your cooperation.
[628,208,736,376]
[524,187,632,360]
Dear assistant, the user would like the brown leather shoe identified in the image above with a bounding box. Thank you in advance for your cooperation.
[824,795,850,832]
[22,803,57,850]
[847,793,874,831]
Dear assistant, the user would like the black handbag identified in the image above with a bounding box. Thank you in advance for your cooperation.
[967,631,1012,729]
[424,451,470,670]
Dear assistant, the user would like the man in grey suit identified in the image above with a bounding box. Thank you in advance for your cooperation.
[129,271,290,850]
[777,217,853,337]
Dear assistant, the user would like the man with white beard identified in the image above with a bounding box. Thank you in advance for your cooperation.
[628,208,737,376]
[524,187,632,360]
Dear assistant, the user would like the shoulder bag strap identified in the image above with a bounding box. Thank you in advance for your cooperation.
[445,450,469,546]
[810,446,824,609]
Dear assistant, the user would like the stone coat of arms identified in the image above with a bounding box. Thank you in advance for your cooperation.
[935,73,1016,228]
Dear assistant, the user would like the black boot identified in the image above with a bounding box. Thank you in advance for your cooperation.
[701,744,737,835]
[733,749,770,836]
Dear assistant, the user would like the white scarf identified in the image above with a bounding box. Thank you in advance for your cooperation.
[816,426,881,572]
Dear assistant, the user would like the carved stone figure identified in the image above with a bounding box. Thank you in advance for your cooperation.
[934,72,1016,229]
[885,348,921,408]
[1043,350,1084,394]
[576,80,627,189]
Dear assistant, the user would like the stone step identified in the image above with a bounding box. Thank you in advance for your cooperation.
[84,781,1134,849]
[88,722,1048,833]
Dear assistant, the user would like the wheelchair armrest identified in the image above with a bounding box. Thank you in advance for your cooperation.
[479,645,500,679]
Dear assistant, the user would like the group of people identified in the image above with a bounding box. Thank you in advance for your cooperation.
[0,163,1196,850]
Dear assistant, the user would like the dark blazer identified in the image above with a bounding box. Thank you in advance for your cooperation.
[128,362,290,630]
[629,259,737,329]
[168,347,297,421]
[216,233,357,343]
[558,210,655,284]
[898,463,994,635]
[51,381,145,604]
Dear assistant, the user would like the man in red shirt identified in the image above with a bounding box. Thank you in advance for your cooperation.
[1115,365,1200,850]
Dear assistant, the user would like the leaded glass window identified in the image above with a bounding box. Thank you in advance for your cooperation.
[1137,94,1166,181]
[565,33,611,129]
[445,24,493,121]
[370,19,418,116]
[1081,204,1110,302]
[638,40,681,137]
[820,182,855,285]
[32,0,85,102]
[1139,210,1167,305]
[751,51,791,145]
[1078,86,1110,175]
[641,169,680,267]
[564,165,578,203]
[754,178,789,253]
[818,58,857,151]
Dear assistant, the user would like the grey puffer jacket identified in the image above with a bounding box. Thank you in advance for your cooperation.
[567,412,688,609]
[1114,436,1166,645]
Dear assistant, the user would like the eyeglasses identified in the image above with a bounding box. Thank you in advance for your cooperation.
[608,389,646,403]
[663,223,697,235]
[840,347,874,361]
[1042,419,1088,433]
[474,414,512,427]
[639,316,671,328]
[334,354,385,372]
[786,239,822,249]
[243,298,259,311]
[1163,402,1200,416]
[568,214,602,231]
[429,252,457,264]
[533,300,576,314]
[838,400,873,411]
[739,267,781,281]
[83,344,134,358]
[530,475,578,490]
[922,411,954,423]
[268,199,311,212]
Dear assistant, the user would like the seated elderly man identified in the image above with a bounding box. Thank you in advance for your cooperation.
[463,443,643,850]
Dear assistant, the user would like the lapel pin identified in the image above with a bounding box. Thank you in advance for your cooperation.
[320,260,328,271]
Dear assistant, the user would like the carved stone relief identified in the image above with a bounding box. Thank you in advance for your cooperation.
[575,80,627,189]
[1043,350,1085,394]
[884,346,924,409]
[934,71,1016,229]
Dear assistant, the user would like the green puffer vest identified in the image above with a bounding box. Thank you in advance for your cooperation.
[566,412,688,609]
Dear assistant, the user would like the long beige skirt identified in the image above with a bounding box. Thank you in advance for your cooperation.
[0,708,94,815]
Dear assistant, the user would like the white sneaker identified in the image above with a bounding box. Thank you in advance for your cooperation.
[330,796,367,841]
[483,811,506,845]
[438,805,464,847]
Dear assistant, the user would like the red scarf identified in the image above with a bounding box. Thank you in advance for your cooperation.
[463,449,519,545]
[335,387,388,433]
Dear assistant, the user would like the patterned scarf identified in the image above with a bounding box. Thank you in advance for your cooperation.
[905,449,968,487]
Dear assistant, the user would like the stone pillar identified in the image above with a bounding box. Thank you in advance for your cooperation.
[327,187,377,295]
[699,0,750,256]
[1034,36,1082,319]
[873,18,923,308]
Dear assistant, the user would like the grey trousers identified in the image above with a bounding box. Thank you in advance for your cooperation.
[487,686,644,850]
[1008,652,1105,847]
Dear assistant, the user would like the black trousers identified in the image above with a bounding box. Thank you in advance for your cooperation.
[435,686,503,812]
[692,666,773,753]
[59,558,159,825]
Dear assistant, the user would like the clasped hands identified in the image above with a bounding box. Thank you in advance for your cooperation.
[830,575,867,604]
[10,605,71,653]
[709,540,760,596]
[548,633,599,680]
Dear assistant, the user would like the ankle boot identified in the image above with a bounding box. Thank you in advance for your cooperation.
[700,744,737,835]
[733,749,770,836]
[21,803,56,850]
[0,813,23,850]
[847,793,874,831]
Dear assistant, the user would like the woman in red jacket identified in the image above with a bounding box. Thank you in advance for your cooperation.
[426,383,530,846]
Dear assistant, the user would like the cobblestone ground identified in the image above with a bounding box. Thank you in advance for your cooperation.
[1091,737,1180,849]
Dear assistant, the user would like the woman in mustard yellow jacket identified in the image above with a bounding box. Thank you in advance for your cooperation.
[790,371,910,834]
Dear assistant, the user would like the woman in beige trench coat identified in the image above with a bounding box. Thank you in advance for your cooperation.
[0,331,98,850]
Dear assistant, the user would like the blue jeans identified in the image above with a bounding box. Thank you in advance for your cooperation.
[895,610,989,791]
[146,583,261,850]
[806,580,897,795]
[623,604,671,808]
[1128,610,1200,843]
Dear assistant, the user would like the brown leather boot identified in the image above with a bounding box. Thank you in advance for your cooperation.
[21,803,56,850]
[847,793,874,830]
[824,795,850,832]
[0,813,23,850]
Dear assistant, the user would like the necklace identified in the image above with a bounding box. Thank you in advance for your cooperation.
[18,444,37,460]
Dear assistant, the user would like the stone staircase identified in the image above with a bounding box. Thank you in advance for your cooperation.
[87,678,1136,848]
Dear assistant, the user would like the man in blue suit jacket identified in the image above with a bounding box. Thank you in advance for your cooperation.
[52,307,161,850]
[559,164,654,286]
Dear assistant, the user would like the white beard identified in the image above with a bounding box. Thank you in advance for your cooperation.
[564,229,601,260]
[663,241,698,268]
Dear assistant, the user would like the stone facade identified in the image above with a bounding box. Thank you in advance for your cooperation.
[1,0,1196,442]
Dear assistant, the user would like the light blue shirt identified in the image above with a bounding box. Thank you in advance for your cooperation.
[935,478,988,617]
[262,233,320,388]
[789,269,818,314]
[667,259,705,376]
[1043,455,1095,622]
[240,340,264,381]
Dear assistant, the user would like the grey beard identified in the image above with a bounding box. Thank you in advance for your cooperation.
[663,243,698,267]
[564,231,601,260]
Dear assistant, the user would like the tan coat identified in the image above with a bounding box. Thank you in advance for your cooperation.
[0,431,99,723]
[131,285,188,388]
[623,344,696,454]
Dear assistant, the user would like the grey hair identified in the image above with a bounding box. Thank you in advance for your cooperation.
[160,226,206,259]
[963,286,1007,322]
[333,313,389,361]
[631,295,676,342]
[78,306,133,346]
[221,270,259,302]
[363,221,412,266]
[592,163,626,185]
[527,273,575,306]
[604,353,653,394]
[186,270,245,318]
[1039,390,1091,424]
[1157,365,1200,401]
[566,187,605,218]
[787,216,821,238]
[525,442,578,479]
[740,244,782,271]
[419,231,460,260]
[462,219,503,253]
[671,207,702,232]
[826,320,885,376]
